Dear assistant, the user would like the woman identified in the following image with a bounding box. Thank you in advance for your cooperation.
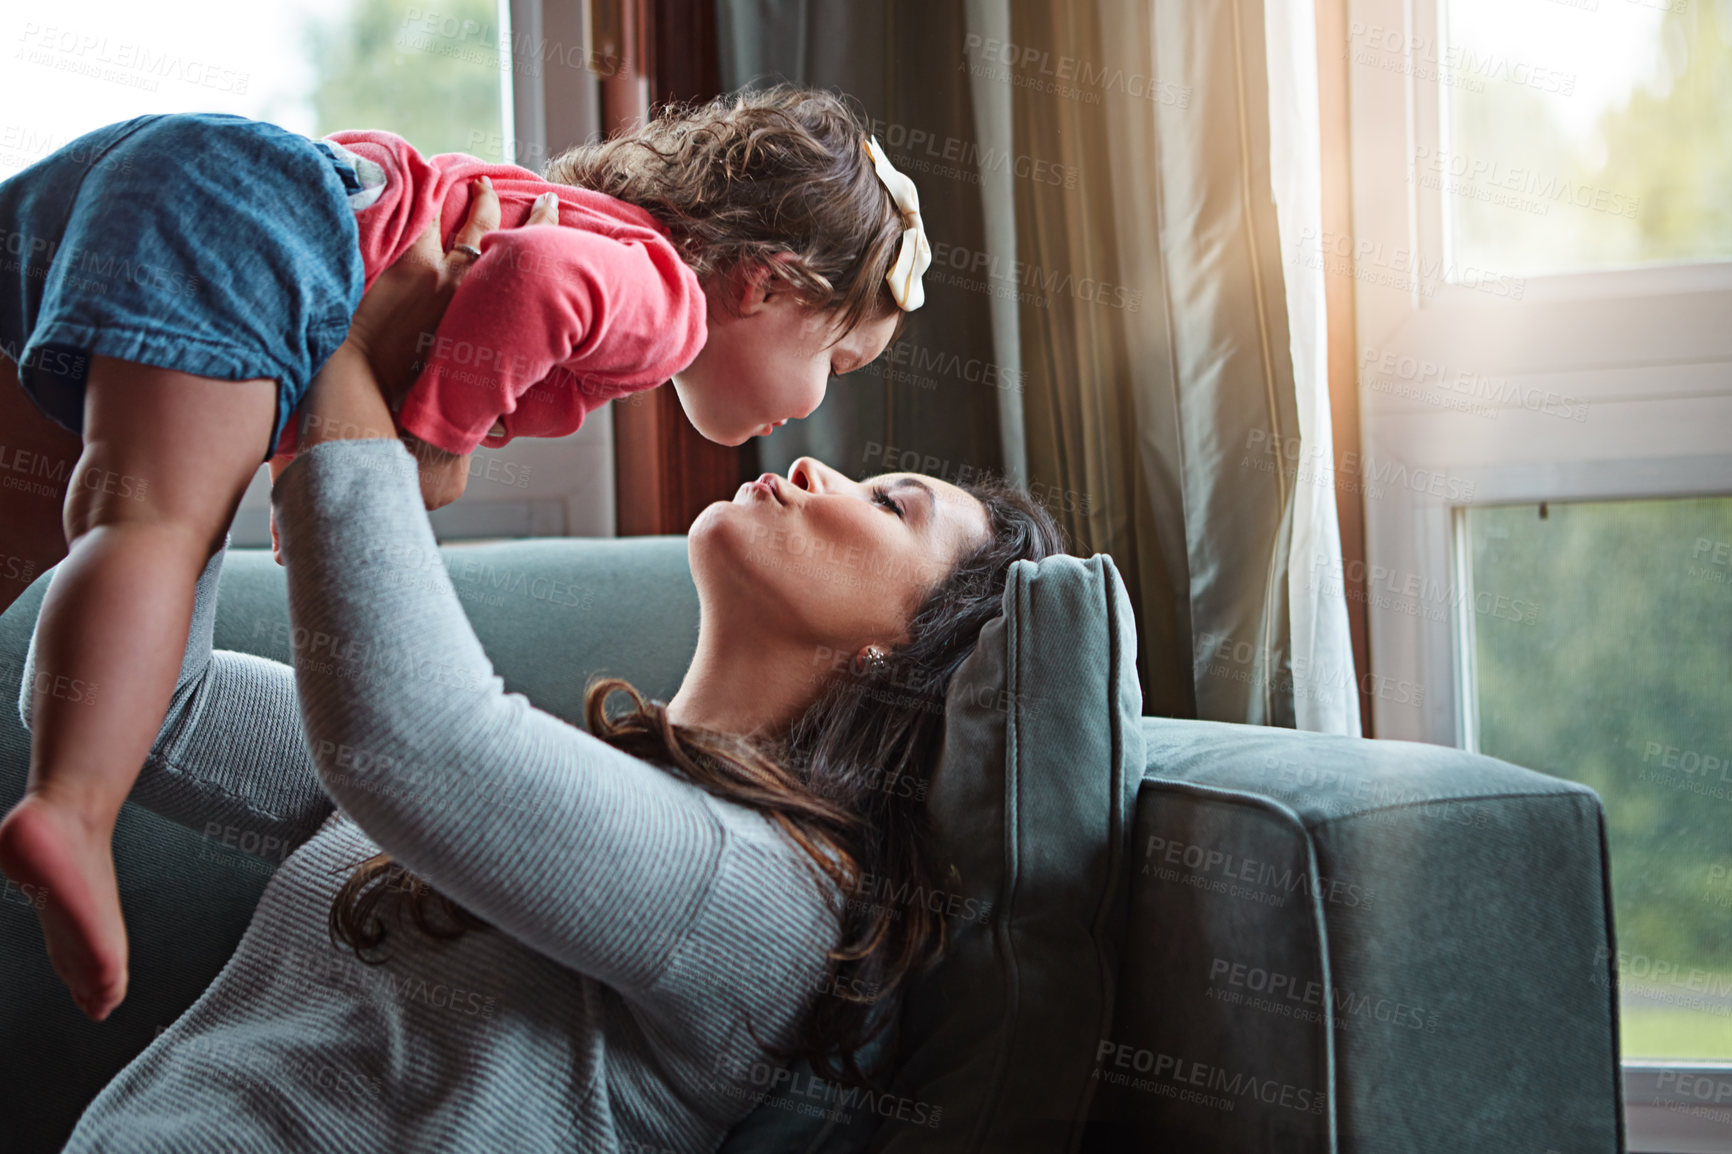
[20,189,1066,1151]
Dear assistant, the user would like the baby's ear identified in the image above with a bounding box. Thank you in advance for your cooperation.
[761,251,805,282]
[751,253,812,301]
[710,260,771,316]
[715,253,808,316]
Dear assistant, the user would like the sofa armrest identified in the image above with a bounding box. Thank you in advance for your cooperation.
[1084,718,1623,1152]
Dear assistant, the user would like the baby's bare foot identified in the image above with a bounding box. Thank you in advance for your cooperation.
[0,792,129,1020]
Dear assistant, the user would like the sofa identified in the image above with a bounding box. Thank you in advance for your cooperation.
[0,538,1625,1152]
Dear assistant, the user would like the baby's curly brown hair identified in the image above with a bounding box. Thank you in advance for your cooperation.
[543,84,908,338]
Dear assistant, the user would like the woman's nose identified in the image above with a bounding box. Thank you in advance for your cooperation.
[788,457,827,493]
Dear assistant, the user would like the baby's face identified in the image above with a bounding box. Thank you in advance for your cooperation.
[672,272,899,447]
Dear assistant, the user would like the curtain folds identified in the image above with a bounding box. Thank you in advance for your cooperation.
[716,0,1359,732]
[719,0,1007,498]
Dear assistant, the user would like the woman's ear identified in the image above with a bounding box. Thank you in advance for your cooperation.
[850,646,889,678]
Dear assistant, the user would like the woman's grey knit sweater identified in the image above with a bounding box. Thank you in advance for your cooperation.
[33,438,842,1153]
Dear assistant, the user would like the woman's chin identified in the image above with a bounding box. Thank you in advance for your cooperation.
[687,502,726,541]
[686,500,757,561]
[685,507,788,611]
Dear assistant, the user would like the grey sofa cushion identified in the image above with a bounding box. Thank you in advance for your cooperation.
[719,552,1146,1153]
[872,554,1143,1143]
[889,552,1144,1150]
[884,552,1143,1152]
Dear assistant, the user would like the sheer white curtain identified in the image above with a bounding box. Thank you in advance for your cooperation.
[1266,0,1360,733]
[979,0,1360,731]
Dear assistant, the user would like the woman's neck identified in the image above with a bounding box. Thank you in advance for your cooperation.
[664,622,823,739]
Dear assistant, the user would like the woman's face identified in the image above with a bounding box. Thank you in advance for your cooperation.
[688,456,993,663]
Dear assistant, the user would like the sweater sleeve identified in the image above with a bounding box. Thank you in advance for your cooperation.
[16,548,336,858]
[395,223,705,455]
[271,438,758,993]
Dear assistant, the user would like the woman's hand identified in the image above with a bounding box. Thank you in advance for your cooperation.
[275,181,558,559]
[346,178,553,407]
[302,178,561,442]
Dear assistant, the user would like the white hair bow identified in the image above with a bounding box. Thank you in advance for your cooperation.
[863,136,931,311]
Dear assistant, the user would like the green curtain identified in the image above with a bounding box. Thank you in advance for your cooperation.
[719,0,1009,503]
[717,0,1359,731]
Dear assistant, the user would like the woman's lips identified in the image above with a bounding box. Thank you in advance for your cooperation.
[743,477,783,505]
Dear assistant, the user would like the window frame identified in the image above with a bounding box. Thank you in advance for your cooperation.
[1344,0,1732,1143]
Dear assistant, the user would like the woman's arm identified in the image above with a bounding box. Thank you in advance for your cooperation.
[339,183,560,499]
[272,184,832,996]
[265,182,552,562]
[18,546,334,857]
[273,439,743,991]
[277,241,819,997]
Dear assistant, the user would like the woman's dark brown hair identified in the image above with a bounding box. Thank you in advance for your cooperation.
[542,84,906,340]
[329,476,1067,1090]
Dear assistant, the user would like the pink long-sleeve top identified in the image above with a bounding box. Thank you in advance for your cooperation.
[277,130,707,457]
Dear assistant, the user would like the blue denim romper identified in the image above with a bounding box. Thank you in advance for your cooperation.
[0,113,368,459]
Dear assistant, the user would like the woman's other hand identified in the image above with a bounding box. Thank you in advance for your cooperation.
[349,180,562,405]
[284,181,559,553]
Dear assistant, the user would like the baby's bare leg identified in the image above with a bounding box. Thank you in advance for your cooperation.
[0,355,275,1021]
[0,356,81,615]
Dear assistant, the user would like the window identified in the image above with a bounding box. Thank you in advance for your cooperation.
[1466,496,1732,1062]
[1443,0,1732,276]
[3,0,617,539]
[1346,0,1732,1143]
[2,0,506,182]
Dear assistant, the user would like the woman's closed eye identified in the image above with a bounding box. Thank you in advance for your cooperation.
[870,484,905,519]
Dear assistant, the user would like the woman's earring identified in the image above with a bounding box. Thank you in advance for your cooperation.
[854,646,888,676]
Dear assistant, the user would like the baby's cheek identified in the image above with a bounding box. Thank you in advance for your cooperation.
[796,362,831,414]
